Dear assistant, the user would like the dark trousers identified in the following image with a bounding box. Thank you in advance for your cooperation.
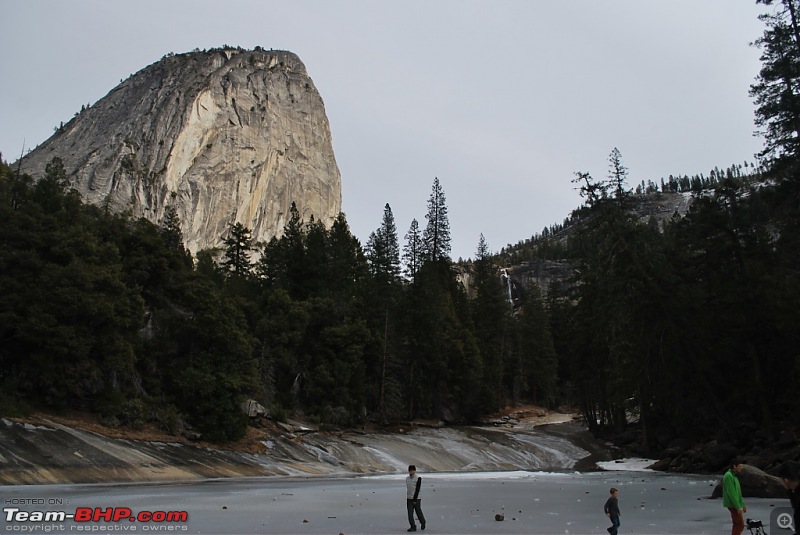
[607,514,620,535]
[407,499,425,528]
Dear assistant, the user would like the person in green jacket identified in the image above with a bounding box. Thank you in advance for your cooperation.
[723,459,746,535]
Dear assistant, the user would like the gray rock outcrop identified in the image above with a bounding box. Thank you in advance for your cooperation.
[0,415,593,485]
[710,464,787,499]
[17,47,341,254]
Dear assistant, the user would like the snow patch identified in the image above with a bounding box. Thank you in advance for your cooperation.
[597,458,657,471]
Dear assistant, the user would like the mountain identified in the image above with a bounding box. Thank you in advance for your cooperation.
[16,47,342,254]
[456,190,698,302]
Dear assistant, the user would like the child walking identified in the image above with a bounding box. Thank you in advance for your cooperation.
[604,487,621,535]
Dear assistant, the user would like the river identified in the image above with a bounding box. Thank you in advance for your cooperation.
[1,417,793,533]
[0,470,785,534]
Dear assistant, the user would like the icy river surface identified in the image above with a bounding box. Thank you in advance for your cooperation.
[0,470,784,534]
[0,422,790,534]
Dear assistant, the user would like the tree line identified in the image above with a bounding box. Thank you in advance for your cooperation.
[0,164,557,442]
[552,147,799,451]
[4,137,796,451]
[496,160,763,267]
[540,0,800,450]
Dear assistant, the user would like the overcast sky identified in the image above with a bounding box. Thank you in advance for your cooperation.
[1,1,768,260]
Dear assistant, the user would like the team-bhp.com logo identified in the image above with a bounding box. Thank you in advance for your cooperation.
[4,507,189,530]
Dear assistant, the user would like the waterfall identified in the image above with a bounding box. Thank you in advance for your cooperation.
[501,269,513,305]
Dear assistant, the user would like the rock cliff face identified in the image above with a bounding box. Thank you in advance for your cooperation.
[18,48,341,254]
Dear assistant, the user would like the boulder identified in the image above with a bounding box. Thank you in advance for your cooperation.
[702,442,739,472]
[710,464,786,499]
[241,399,268,418]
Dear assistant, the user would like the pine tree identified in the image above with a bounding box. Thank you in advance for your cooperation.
[365,204,404,422]
[751,0,800,175]
[32,157,71,212]
[254,237,282,288]
[160,205,183,252]
[421,177,451,263]
[567,158,661,432]
[402,218,423,283]
[282,202,308,299]
[160,203,192,268]
[471,234,508,409]
[327,212,368,302]
[221,222,254,277]
[607,147,629,201]
[366,203,401,287]
[303,215,329,298]
[572,171,608,208]
[517,282,559,407]
[1,160,32,211]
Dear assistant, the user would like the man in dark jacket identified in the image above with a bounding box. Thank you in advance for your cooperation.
[775,461,799,535]
[405,465,426,532]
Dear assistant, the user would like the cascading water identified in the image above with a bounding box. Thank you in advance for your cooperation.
[501,269,513,305]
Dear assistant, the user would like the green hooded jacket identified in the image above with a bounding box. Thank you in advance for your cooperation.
[722,469,745,510]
